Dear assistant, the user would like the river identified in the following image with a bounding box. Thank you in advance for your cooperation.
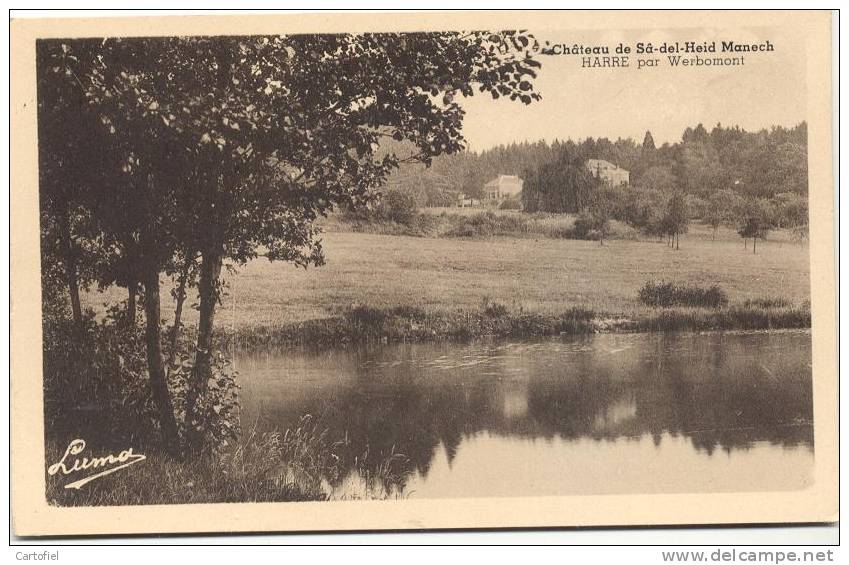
[236,330,813,499]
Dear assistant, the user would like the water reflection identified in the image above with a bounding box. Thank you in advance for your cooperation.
[237,330,813,498]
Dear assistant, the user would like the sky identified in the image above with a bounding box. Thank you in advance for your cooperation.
[458,25,807,151]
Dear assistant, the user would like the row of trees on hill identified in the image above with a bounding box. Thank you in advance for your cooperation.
[569,182,805,251]
[390,121,807,205]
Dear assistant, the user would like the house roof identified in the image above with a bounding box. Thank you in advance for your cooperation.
[485,174,523,188]
[586,159,627,173]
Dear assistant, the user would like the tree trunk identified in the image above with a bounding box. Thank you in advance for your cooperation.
[126,278,138,327]
[185,249,223,450]
[675,231,679,250]
[58,207,82,326]
[142,266,180,454]
[65,255,83,326]
[167,256,192,368]
[753,237,757,254]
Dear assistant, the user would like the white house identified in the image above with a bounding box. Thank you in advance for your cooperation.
[586,159,630,186]
[484,175,524,200]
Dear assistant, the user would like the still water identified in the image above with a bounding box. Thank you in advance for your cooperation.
[237,330,813,499]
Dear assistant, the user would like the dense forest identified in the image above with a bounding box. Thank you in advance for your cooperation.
[390,122,808,206]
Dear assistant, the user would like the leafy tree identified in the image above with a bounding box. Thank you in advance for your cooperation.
[52,32,542,452]
[36,42,118,328]
[664,193,689,250]
[642,130,656,152]
[684,194,708,220]
[704,189,745,240]
[521,148,598,213]
[620,187,664,236]
[634,165,678,193]
[737,198,775,254]
[772,191,808,233]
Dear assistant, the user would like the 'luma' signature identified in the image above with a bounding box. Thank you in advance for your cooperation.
[48,439,146,489]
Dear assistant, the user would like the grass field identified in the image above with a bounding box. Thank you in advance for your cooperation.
[85,222,810,332]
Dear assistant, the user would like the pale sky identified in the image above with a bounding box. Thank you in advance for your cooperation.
[459,25,807,150]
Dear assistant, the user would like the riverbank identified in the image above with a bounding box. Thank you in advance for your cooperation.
[225,301,811,350]
[46,416,407,506]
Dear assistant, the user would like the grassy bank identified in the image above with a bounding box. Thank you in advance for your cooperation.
[47,417,408,506]
[224,300,810,350]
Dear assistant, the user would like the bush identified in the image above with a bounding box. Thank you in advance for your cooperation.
[638,281,729,308]
[339,188,419,227]
[571,208,609,241]
[344,304,389,327]
[169,347,241,451]
[42,313,240,452]
[407,213,443,237]
[378,189,418,226]
[443,211,532,238]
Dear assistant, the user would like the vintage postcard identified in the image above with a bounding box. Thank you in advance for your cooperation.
[10,10,837,537]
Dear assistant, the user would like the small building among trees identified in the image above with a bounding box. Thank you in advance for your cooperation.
[586,159,630,187]
[484,174,524,200]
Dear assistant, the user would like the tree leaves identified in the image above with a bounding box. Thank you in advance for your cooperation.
[39,30,544,370]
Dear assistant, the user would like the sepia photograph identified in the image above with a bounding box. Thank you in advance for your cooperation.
[10,9,837,538]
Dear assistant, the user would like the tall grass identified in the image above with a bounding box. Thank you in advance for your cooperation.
[742,297,792,309]
[47,415,408,506]
[46,430,326,506]
[636,305,810,332]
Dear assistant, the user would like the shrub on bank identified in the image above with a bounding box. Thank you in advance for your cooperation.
[42,312,240,453]
[639,281,729,308]
[742,297,791,309]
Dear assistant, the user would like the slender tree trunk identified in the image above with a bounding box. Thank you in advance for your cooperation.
[676,231,679,250]
[126,278,138,327]
[753,237,757,254]
[167,255,192,368]
[185,248,223,450]
[142,266,180,454]
[58,207,82,326]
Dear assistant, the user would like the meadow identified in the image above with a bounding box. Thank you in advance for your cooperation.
[87,221,810,337]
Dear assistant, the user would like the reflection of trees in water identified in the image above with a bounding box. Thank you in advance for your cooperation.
[248,332,813,493]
